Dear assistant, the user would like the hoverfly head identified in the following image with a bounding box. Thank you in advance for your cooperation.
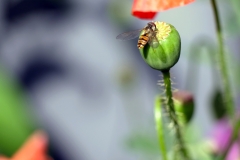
[147,22,156,31]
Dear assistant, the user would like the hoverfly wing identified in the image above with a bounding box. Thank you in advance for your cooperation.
[116,29,142,41]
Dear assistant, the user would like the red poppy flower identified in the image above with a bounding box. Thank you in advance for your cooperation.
[132,0,195,19]
[0,131,52,160]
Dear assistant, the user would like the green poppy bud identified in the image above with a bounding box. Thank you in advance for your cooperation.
[139,21,181,71]
[173,91,194,124]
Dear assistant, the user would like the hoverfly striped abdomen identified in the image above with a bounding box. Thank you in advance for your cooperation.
[137,35,149,49]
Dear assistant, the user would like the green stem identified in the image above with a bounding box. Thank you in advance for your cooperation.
[162,70,190,160]
[210,0,235,116]
[154,96,168,160]
[211,1,238,159]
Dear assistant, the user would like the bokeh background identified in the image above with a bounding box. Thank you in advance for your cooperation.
[0,0,239,160]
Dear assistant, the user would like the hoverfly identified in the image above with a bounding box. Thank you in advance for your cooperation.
[116,22,159,49]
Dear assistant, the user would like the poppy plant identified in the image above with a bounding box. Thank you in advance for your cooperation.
[0,131,52,160]
[132,0,195,19]
[208,119,240,160]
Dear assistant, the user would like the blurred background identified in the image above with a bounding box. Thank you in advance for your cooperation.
[0,0,239,159]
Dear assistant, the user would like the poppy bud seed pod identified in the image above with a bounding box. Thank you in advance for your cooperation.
[173,91,194,124]
[139,21,181,71]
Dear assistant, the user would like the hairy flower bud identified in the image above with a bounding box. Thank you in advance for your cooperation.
[139,21,181,71]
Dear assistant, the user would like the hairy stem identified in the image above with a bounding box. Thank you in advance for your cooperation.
[162,70,190,160]
[210,0,234,116]
[211,1,237,159]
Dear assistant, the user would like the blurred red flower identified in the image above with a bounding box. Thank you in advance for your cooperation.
[132,0,195,19]
[0,131,52,160]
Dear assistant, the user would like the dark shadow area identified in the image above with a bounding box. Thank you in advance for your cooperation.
[3,0,70,23]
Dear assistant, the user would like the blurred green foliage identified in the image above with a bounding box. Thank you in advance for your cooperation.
[0,67,34,156]
[229,0,240,36]
[125,132,159,155]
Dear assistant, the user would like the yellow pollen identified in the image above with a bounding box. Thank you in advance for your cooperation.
[154,21,171,42]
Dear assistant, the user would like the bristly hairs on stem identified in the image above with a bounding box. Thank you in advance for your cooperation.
[161,70,191,160]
